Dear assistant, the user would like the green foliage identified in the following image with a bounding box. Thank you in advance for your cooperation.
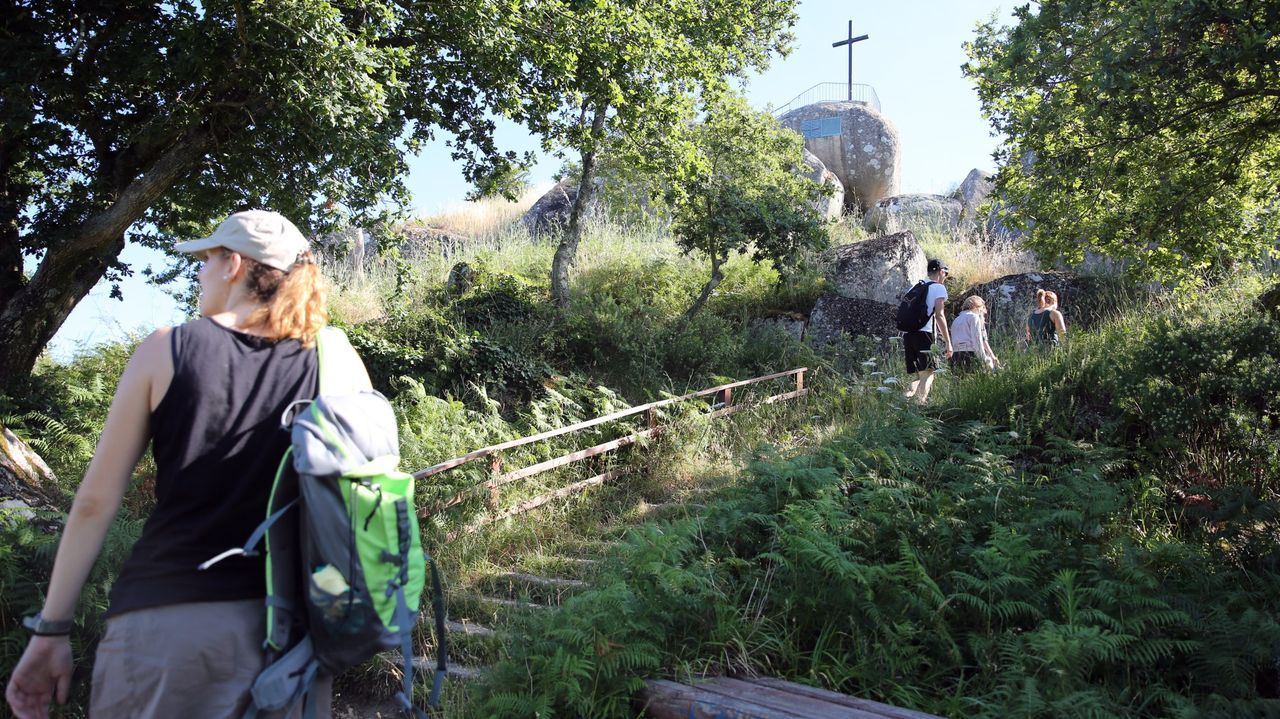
[466,298,1280,718]
[963,0,1280,283]
[0,514,142,718]
[5,0,600,384]
[666,93,830,317]
[1,340,141,492]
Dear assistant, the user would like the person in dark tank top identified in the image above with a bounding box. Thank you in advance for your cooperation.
[1026,288,1067,347]
[6,211,360,719]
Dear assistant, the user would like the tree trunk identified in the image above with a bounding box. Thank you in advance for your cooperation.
[550,104,609,308]
[0,130,211,393]
[685,252,726,319]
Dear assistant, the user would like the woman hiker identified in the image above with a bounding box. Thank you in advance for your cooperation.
[1026,288,1067,347]
[949,295,1000,373]
[6,210,350,719]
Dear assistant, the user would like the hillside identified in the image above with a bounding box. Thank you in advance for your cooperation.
[3,198,1278,717]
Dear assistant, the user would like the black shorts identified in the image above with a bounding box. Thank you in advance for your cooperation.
[903,331,936,373]
[950,350,979,374]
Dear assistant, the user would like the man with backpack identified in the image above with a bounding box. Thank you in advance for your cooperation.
[897,258,953,404]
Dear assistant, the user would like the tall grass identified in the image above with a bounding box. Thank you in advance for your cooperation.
[914,225,1038,288]
[419,187,544,240]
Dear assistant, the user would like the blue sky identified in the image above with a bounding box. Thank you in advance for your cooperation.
[47,0,1012,361]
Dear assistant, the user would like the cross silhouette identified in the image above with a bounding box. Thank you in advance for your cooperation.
[831,20,870,102]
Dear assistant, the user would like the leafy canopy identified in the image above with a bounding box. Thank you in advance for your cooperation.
[964,0,1280,282]
[664,94,829,316]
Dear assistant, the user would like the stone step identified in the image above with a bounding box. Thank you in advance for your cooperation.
[445,619,496,637]
[413,658,487,681]
[494,571,590,589]
[479,595,546,611]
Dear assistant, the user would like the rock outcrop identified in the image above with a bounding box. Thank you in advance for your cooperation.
[522,180,580,236]
[950,270,1090,335]
[806,294,898,347]
[955,169,994,226]
[779,101,901,213]
[801,149,845,221]
[399,225,470,261]
[827,231,927,305]
[1,423,59,512]
[445,262,477,295]
[863,194,963,235]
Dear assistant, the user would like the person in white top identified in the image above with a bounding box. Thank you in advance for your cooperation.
[903,259,952,404]
[949,295,1000,373]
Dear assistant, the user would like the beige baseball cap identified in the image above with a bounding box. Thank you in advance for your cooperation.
[174,210,310,272]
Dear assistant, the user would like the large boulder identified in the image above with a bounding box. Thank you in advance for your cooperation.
[955,169,994,225]
[950,270,1092,336]
[779,101,901,213]
[827,230,927,305]
[801,149,845,221]
[399,224,469,261]
[806,294,898,347]
[522,180,581,236]
[863,194,963,235]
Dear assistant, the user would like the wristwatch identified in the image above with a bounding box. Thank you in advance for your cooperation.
[22,612,73,636]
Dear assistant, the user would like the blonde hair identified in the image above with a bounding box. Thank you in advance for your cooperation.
[1035,289,1058,310]
[243,252,328,346]
[962,295,986,311]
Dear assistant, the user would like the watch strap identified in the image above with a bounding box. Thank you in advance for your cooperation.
[23,613,73,636]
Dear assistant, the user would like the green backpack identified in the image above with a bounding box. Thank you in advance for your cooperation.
[200,327,447,718]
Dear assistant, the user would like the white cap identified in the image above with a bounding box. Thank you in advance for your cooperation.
[174,210,310,272]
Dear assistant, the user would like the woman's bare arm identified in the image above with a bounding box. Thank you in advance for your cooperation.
[40,328,171,621]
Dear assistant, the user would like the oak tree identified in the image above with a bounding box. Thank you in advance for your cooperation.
[0,0,539,390]
[964,0,1280,282]
[669,94,828,318]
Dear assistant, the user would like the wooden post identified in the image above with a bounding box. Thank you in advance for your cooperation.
[645,407,657,430]
[723,387,733,408]
[796,369,805,392]
[487,453,502,513]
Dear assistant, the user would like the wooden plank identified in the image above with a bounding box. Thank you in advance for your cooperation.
[742,678,944,719]
[708,388,809,419]
[762,388,809,404]
[413,658,486,680]
[689,368,809,399]
[493,428,655,486]
[693,677,886,719]
[639,679,808,719]
[443,469,625,539]
[413,368,807,479]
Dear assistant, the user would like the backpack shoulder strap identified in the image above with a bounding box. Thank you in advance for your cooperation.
[316,326,372,396]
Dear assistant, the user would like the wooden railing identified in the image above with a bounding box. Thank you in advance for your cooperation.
[415,368,809,532]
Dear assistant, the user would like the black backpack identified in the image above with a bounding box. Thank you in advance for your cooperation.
[895,280,936,332]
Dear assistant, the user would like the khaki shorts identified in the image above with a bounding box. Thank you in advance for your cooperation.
[91,599,331,719]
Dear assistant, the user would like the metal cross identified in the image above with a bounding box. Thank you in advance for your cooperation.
[831,20,870,102]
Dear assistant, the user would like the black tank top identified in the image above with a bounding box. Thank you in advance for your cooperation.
[107,318,318,617]
[1029,309,1058,345]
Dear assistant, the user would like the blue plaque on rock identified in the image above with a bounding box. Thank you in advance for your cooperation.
[800,117,842,139]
